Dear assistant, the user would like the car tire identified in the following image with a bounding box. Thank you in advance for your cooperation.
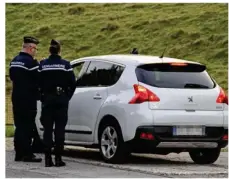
[99,121,130,164]
[189,148,221,164]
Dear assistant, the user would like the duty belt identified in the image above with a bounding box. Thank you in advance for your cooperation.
[56,87,65,95]
[43,87,65,95]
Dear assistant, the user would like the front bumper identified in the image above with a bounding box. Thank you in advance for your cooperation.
[128,126,228,153]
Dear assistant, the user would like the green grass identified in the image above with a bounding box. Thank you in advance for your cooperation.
[5,3,228,94]
[6,125,14,137]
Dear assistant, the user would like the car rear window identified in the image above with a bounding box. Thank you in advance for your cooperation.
[135,63,215,89]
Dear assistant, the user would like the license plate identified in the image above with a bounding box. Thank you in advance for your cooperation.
[173,126,205,136]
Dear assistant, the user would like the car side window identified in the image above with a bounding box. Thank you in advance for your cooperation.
[76,61,124,87]
[71,62,85,80]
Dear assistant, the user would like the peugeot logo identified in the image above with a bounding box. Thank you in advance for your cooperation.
[188,96,193,102]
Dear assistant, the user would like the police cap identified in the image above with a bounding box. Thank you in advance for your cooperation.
[50,39,61,48]
[23,36,39,44]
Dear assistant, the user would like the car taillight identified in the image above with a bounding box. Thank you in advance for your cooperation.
[140,132,155,140]
[129,84,160,104]
[216,88,228,105]
[222,134,228,140]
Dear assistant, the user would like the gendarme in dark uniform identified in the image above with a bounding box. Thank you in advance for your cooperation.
[38,39,76,167]
[9,36,42,162]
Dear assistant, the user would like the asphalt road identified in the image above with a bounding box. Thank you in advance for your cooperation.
[5,138,228,178]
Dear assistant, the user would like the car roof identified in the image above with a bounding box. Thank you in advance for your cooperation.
[72,54,202,66]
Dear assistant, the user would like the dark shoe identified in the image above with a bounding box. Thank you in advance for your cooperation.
[45,154,54,167]
[22,155,42,162]
[55,156,66,167]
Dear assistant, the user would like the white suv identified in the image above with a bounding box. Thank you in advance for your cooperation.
[36,54,228,164]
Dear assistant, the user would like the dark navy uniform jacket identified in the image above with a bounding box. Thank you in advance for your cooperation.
[9,52,39,110]
[38,54,76,103]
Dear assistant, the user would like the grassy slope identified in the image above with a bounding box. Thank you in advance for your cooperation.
[6,125,14,137]
[6,3,228,94]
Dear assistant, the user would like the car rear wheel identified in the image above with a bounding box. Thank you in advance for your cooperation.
[189,148,221,164]
[99,121,129,164]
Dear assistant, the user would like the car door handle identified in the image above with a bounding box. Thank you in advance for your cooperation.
[185,109,196,112]
[93,94,102,100]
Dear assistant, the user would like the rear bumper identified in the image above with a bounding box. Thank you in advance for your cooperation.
[128,126,228,153]
[156,142,218,148]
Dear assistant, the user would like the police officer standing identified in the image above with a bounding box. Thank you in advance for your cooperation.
[38,39,76,167]
[9,36,42,162]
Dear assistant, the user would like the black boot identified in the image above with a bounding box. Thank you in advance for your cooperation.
[54,145,65,167]
[45,153,54,167]
[55,155,66,167]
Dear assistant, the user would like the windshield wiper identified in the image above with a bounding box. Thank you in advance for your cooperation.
[184,83,209,89]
